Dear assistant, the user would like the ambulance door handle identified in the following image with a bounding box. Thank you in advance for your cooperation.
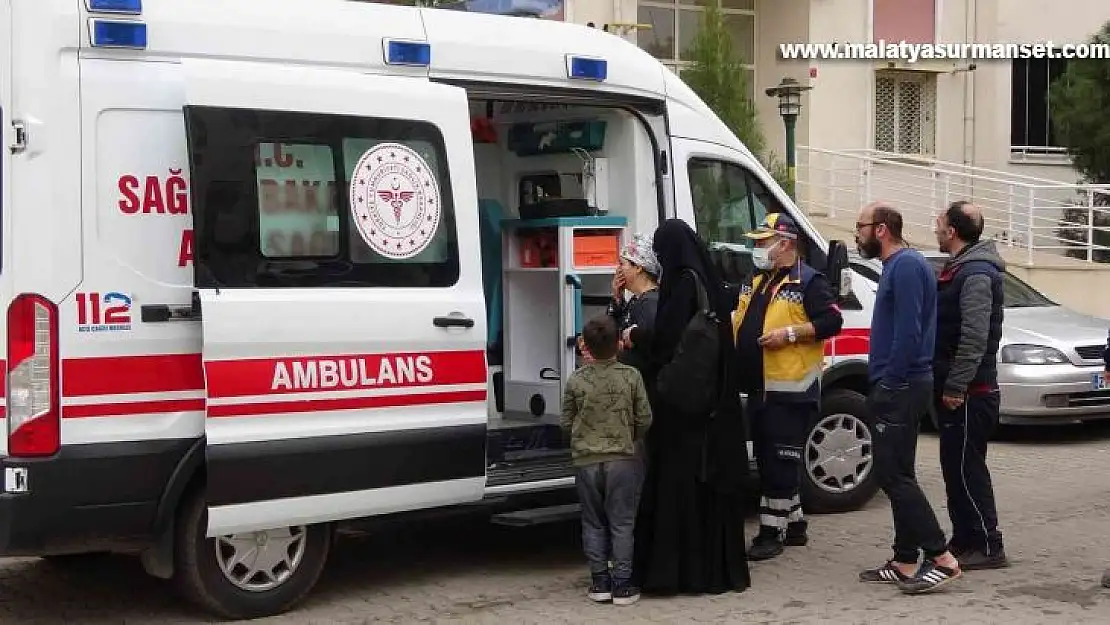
[140,303,200,323]
[433,314,475,329]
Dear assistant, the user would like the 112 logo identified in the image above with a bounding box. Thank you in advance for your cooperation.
[76,292,133,330]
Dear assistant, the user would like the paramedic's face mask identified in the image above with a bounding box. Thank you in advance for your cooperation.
[751,238,786,271]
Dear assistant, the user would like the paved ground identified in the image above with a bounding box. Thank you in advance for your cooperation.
[3,423,1109,624]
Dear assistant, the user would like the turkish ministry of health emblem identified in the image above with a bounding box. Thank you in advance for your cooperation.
[349,142,442,260]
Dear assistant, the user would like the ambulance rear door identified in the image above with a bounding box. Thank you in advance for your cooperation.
[181,59,488,536]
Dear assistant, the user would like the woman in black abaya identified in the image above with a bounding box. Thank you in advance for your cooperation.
[631,218,751,596]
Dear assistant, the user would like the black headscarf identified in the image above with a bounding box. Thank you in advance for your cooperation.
[652,219,730,319]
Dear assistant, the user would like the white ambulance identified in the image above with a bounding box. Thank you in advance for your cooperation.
[0,0,880,619]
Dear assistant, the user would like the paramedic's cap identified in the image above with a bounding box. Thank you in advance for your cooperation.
[745,212,800,241]
[620,233,661,277]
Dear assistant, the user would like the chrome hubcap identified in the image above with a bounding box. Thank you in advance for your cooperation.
[215,526,307,592]
[806,413,873,494]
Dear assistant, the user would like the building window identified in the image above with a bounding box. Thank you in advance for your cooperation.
[637,1,756,91]
[874,70,936,156]
[1010,56,1069,156]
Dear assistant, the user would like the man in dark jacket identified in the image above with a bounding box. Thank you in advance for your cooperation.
[933,200,1008,570]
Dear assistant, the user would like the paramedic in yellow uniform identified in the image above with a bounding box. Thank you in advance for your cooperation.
[732,212,843,561]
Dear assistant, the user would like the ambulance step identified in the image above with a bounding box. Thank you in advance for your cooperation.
[491,503,581,527]
[486,459,574,489]
[502,448,569,463]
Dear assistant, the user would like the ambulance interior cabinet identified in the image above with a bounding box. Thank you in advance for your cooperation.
[500,217,628,426]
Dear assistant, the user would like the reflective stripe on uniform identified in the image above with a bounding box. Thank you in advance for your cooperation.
[764,366,821,393]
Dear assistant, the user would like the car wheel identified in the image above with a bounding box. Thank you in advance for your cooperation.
[173,487,331,620]
[801,388,880,514]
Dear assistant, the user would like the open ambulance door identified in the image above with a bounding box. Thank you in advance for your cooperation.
[181,59,489,537]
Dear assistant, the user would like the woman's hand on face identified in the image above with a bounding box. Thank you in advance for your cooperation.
[612,272,626,299]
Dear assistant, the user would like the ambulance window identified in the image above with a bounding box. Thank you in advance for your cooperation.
[186,107,460,289]
[256,142,340,259]
[688,158,768,250]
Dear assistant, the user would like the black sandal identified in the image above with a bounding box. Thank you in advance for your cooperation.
[897,560,962,594]
[859,560,912,584]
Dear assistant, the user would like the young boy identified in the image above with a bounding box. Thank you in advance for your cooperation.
[561,315,653,606]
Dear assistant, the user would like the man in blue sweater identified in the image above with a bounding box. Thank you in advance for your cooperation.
[854,203,961,595]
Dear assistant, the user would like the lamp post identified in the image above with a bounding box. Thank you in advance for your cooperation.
[765,77,813,199]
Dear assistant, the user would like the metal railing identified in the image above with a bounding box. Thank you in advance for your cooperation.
[796,146,1110,264]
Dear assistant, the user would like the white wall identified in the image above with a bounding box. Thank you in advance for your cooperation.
[971,0,1109,183]
[802,0,871,154]
[755,0,812,162]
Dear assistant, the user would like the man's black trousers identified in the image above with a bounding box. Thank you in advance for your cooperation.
[869,380,948,564]
[749,393,815,530]
[936,390,1004,556]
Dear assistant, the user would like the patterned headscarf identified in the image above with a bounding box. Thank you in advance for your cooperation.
[621,233,661,278]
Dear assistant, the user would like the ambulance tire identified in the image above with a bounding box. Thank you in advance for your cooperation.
[799,388,879,514]
[173,487,332,620]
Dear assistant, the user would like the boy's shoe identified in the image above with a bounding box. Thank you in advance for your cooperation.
[783,520,808,547]
[897,560,962,595]
[958,548,1010,571]
[612,581,641,606]
[587,572,612,602]
[748,525,784,561]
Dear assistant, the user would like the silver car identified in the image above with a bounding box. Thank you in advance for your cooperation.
[850,250,1110,425]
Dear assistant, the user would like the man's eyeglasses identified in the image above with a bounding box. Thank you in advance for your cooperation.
[855,221,884,231]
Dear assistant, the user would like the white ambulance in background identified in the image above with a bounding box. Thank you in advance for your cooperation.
[0,0,880,619]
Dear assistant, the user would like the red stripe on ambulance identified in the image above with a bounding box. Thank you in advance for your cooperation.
[204,350,488,399]
[64,398,208,419]
[62,353,205,397]
[825,328,870,357]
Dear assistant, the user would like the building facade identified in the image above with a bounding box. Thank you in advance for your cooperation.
[566,0,1107,184]
[378,0,1108,183]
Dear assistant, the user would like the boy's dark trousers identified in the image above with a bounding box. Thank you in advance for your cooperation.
[575,457,643,582]
[936,390,1004,555]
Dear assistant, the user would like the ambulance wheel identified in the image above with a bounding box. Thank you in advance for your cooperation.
[801,388,879,514]
[173,488,332,620]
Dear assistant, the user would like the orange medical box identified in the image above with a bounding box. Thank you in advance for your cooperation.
[572,230,620,267]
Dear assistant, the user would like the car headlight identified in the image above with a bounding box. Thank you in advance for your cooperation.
[999,344,1069,365]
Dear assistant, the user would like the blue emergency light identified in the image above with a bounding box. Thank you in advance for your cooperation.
[566,55,608,82]
[87,0,142,14]
[90,19,148,49]
[384,39,432,67]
